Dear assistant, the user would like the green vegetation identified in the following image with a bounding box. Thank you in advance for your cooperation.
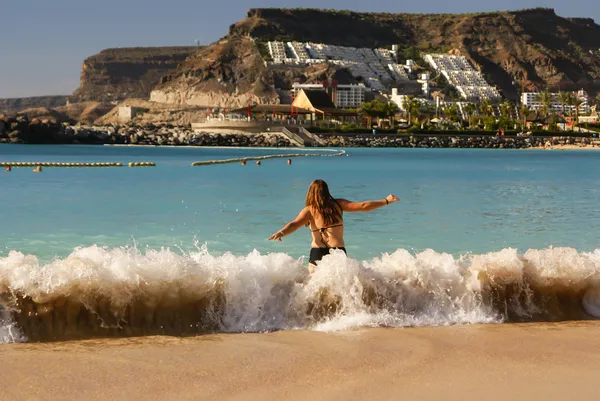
[255,41,272,61]
[254,7,556,18]
[582,123,600,133]
[317,97,596,134]
[361,100,399,127]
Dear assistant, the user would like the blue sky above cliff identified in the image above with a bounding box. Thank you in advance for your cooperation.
[0,0,597,98]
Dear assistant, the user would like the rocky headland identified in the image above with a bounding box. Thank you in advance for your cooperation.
[71,46,198,103]
[2,7,599,128]
[0,96,70,114]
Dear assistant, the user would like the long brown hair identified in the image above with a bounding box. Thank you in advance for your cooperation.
[305,180,342,226]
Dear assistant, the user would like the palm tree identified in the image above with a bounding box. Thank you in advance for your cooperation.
[443,104,459,123]
[534,89,553,117]
[557,91,570,116]
[384,102,399,128]
[479,99,494,117]
[361,101,375,128]
[462,103,476,126]
[409,100,423,126]
[431,91,445,117]
[500,101,513,119]
[401,96,413,125]
[573,97,584,131]
[564,92,576,129]
[520,104,531,128]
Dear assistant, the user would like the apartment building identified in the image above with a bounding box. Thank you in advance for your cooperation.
[291,82,366,108]
[521,90,591,114]
[424,53,501,101]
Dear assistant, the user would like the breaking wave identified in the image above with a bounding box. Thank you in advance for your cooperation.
[1,245,599,343]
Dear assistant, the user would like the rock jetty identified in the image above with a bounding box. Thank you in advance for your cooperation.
[0,116,596,149]
[0,117,292,147]
[319,134,596,149]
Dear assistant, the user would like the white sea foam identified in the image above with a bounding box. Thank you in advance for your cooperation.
[1,245,599,343]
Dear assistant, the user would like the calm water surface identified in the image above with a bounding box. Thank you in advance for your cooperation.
[1,144,600,262]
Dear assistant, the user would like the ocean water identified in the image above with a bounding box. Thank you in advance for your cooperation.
[1,144,600,342]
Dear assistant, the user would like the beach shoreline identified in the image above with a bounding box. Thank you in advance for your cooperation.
[524,144,600,150]
[2,322,599,400]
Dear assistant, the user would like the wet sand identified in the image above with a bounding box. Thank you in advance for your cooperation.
[1,322,599,401]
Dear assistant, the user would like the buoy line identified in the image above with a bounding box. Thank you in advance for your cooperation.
[128,162,156,167]
[0,162,124,167]
[191,149,345,166]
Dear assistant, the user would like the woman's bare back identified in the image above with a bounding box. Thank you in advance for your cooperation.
[307,204,345,248]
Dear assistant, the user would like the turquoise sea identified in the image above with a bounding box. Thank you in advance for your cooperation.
[2,144,600,259]
[2,144,600,342]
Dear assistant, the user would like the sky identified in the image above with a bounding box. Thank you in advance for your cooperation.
[0,0,597,99]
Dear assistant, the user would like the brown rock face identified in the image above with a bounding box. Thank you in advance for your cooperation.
[0,96,69,114]
[71,47,197,102]
[232,7,600,99]
[271,63,358,90]
[150,36,279,108]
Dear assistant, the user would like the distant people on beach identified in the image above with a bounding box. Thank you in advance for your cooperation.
[5,165,11,172]
[33,165,42,173]
[269,179,399,273]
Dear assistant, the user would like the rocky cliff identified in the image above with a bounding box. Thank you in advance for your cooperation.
[71,47,197,102]
[231,7,600,99]
[0,96,69,114]
[150,36,279,108]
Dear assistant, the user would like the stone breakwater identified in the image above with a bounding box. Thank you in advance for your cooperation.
[318,134,597,148]
[0,117,596,149]
[0,118,292,147]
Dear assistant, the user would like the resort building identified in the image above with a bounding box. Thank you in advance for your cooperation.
[390,88,433,111]
[424,54,501,101]
[521,90,591,114]
[267,41,287,63]
[291,89,359,121]
[291,82,366,108]
[267,41,413,93]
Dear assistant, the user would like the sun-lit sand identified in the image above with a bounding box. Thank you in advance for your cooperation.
[1,322,599,401]
[526,144,600,150]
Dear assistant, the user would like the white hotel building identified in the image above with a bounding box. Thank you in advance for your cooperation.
[521,90,591,114]
[291,83,366,108]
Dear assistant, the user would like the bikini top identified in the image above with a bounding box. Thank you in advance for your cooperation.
[311,223,344,247]
[310,200,344,246]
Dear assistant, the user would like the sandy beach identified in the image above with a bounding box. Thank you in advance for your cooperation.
[525,143,600,150]
[1,322,599,401]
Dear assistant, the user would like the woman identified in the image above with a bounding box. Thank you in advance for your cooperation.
[269,179,399,272]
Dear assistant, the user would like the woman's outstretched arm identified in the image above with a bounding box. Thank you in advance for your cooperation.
[337,194,399,212]
[269,207,311,242]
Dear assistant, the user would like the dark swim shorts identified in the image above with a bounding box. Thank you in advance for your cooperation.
[309,247,347,265]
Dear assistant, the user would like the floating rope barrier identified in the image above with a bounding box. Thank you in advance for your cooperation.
[191,149,345,166]
[0,162,123,167]
[128,162,156,167]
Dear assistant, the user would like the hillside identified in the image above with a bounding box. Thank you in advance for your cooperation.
[230,7,600,99]
[150,36,279,108]
[71,46,198,102]
[0,96,69,114]
[6,7,599,117]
